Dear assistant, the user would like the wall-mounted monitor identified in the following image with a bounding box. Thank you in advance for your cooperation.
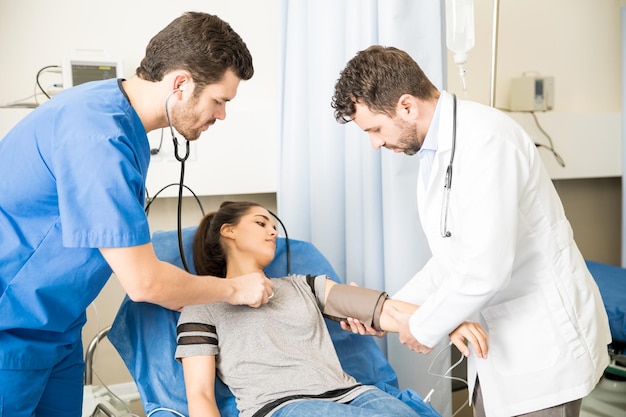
[62,51,124,89]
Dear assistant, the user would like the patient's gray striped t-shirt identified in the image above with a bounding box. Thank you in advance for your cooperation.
[175,274,374,417]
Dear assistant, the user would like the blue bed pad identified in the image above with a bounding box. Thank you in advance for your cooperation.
[108,227,440,417]
[586,260,626,344]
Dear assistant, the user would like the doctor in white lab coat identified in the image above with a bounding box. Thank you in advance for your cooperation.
[332,45,611,417]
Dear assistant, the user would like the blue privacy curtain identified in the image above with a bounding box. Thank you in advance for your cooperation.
[277,1,454,415]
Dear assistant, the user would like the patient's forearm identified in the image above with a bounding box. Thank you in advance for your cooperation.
[323,282,388,330]
[187,394,220,417]
[322,280,421,332]
[379,300,418,332]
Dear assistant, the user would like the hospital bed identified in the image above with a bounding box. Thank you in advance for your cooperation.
[107,227,441,417]
[585,261,626,373]
[581,261,626,417]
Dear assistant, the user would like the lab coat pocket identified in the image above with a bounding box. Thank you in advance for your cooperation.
[481,294,559,376]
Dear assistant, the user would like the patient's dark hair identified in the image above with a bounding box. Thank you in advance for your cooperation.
[193,201,262,277]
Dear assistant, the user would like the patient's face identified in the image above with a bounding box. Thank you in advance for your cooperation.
[231,207,277,267]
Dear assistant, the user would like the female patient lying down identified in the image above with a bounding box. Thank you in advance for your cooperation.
[175,201,488,417]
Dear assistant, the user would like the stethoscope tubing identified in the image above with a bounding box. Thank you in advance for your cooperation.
[440,93,457,238]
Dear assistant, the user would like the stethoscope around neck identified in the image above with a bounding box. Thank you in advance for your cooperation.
[165,88,191,163]
[440,93,457,239]
[166,87,192,271]
[144,87,195,272]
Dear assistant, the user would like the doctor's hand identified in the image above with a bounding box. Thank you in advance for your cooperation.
[226,273,274,308]
[449,321,489,359]
[386,305,433,354]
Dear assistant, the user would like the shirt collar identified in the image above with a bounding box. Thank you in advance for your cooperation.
[417,95,444,156]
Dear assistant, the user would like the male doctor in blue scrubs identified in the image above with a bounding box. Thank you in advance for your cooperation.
[0,12,273,417]
[332,45,611,417]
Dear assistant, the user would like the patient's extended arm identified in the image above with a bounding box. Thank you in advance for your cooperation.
[321,279,416,332]
[324,280,488,358]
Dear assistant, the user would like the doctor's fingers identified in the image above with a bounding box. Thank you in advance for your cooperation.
[229,273,274,307]
[404,339,433,355]
[451,322,489,359]
[466,322,489,359]
[397,331,433,354]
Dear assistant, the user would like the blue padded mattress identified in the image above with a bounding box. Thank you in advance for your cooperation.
[586,261,626,343]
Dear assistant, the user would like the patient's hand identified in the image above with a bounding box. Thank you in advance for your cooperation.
[340,317,386,337]
[449,321,488,359]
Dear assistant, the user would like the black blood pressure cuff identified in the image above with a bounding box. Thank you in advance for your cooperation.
[323,284,388,332]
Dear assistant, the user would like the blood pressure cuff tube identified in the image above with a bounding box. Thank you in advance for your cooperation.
[323,284,389,331]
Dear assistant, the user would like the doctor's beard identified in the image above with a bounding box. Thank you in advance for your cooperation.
[170,95,206,141]
[394,118,423,156]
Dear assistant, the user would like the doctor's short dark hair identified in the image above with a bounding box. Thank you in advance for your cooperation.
[136,11,254,92]
[331,45,438,123]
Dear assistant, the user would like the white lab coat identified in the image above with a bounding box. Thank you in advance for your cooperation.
[393,91,611,417]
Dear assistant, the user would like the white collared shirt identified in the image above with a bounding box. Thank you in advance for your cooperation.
[416,96,443,187]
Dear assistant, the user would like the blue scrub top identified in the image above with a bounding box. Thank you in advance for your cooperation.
[0,79,151,370]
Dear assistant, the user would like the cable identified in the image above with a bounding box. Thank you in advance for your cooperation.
[151,128,165,155]
[146,407,187,417]
[144,184,205,217]
[423,341,468,416]
[86,303,141,417]
[268,209,290,275]
[530,111,565,167]
[91,368,139,417]
[2,65,61,108]
[144,179,201,272]
[35,65,61,100]
[497,108,565,167]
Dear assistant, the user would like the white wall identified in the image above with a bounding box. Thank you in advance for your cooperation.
[447,0,622,112]
[446,0,623,180]
[0,0,280,197]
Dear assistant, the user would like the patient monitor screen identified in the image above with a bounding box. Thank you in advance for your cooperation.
[71,64,117,86]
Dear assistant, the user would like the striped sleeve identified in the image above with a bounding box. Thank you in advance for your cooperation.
[175,307,219,360]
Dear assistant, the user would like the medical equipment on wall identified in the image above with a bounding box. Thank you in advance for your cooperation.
[0,65,63,107]
[440,94,457,239]
[445,0,475,94]
[509,75,555,112]
[62,49,123,89]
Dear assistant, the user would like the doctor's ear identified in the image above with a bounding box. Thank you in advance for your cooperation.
[397,94,417,118]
